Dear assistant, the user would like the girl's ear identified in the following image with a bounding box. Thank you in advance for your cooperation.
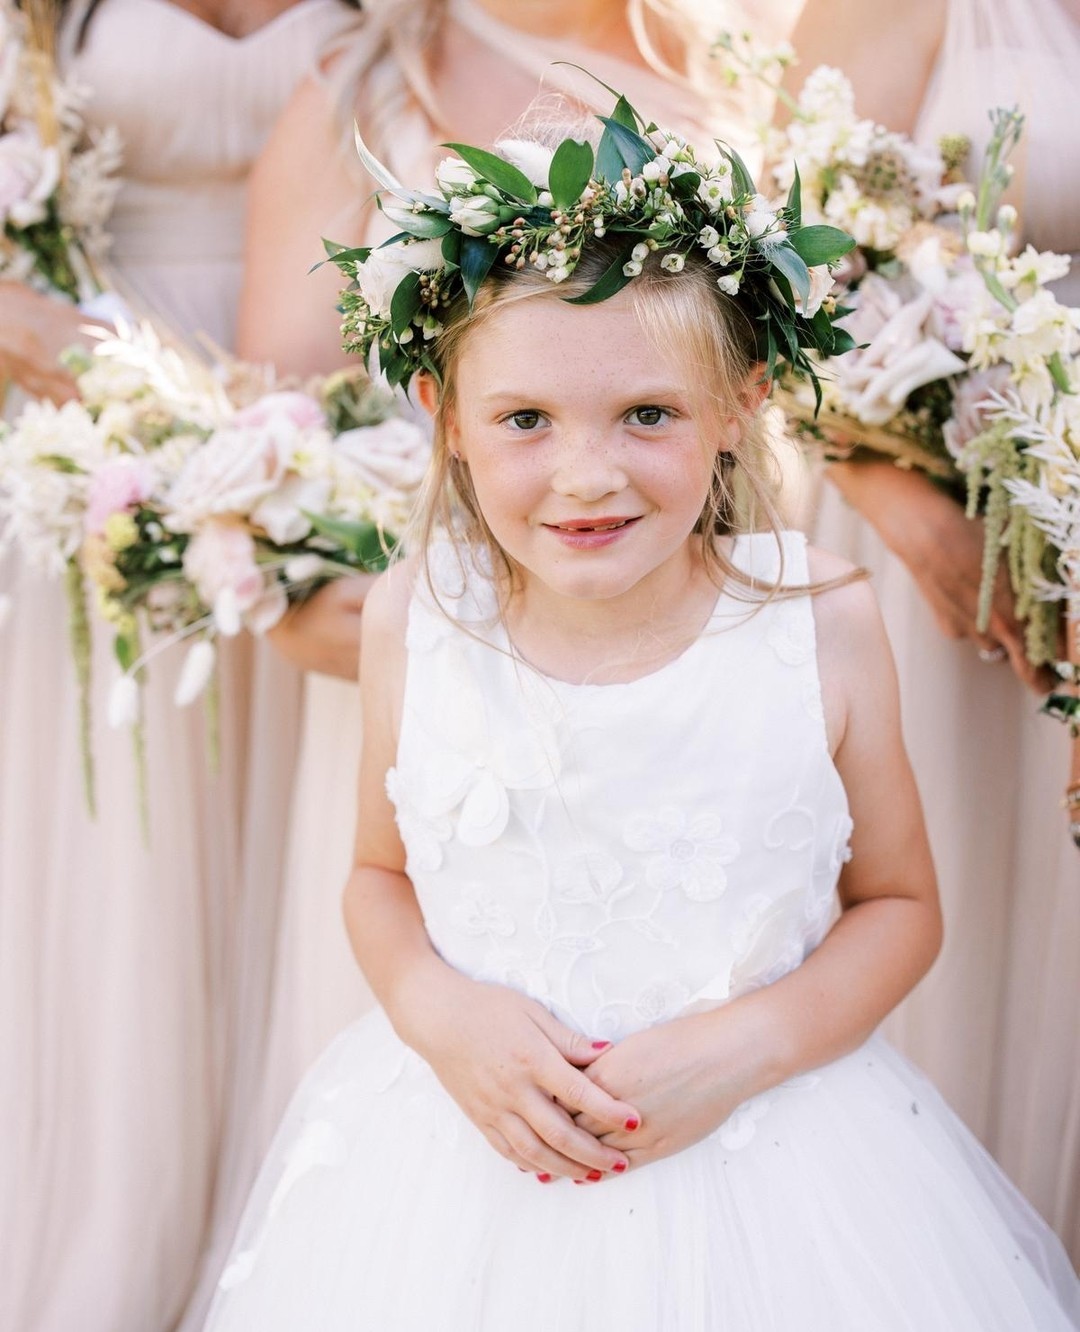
[743,363,772,414]
[414,371,439,418]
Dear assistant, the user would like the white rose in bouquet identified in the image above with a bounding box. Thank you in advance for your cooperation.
[0,125,60,228]
[356,238,445,321]
[165,427,282,531]
[249,473,334,545]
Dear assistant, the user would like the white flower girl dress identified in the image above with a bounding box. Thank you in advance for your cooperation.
[205,533,1080,1331]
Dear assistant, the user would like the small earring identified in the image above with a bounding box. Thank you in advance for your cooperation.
[450,450,462,462]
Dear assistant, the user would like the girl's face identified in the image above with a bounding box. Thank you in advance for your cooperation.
[446,289,727,608]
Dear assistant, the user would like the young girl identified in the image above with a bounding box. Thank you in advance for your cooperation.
[203,106,1080,1329]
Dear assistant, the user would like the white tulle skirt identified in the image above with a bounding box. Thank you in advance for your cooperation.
[204,1011,1080,1331]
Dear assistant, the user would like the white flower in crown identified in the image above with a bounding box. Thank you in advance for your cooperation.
[355,237,445,321]
[435,156,481,195]
[448,193,502,237]
[793,263,834,319]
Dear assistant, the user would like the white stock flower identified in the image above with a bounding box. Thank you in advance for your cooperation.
[967,229,1005,259]
[1002,245,1072,293]
[448,193,501,236]
[174,639,216,708]
[355,238,445,321]
[494,139,555,190]
[0,128,60,228]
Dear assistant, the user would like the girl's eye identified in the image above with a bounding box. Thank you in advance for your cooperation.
[503,410,543,431]
[628,405,667,427]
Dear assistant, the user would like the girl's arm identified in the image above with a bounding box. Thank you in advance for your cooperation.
[344,564,642,1181]
[575,552,942,1170]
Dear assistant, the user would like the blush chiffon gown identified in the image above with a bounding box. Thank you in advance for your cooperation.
[809,0,1080,1264]
[0,4,357,1329]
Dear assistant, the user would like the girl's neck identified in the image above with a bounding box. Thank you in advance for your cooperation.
[502,543,724,687]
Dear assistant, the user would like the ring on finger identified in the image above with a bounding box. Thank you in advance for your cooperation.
[978,645,1007,664]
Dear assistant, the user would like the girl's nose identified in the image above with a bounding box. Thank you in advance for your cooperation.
[550,437,626,501]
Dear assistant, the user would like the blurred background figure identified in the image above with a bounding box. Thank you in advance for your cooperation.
[0,3,359,1329]
[785,0,1080,1265]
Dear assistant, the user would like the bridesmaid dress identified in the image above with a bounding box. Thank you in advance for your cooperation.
[239,0,756,1202]
[811,0,1080,1263]
[0,4,356,1330]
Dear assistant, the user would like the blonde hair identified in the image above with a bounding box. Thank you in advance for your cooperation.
[409,240,808,611]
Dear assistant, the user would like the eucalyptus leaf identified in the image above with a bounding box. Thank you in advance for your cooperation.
[788,224,855,267]
[565,252,635,306]
[442,143,537,203]
[304,512,396,571]
[460,235,499,305]
[379,203,452,239]
[769,243,812,307]
[786,164,802,230]
[548,138,594,211]
[390,271,422,337]
[597,116,653,176]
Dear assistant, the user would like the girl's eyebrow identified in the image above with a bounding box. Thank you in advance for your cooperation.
[479,384,690,404]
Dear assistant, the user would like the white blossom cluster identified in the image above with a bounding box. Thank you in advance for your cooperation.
[0,324,429,719]
[769,66,957,252]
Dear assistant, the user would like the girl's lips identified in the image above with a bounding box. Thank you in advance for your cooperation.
[543,516,642,548]
[545,516,640,533]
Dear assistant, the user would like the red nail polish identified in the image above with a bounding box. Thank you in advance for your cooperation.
[585,1170,603,1181]
[612,1161,628,1174]
[591,1040,611,1050]
[624,1116,640,1132]
[537,1173,553,1183]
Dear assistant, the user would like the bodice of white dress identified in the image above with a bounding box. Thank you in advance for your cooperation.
[64,0,356,344]
[916,0,1080,301]
[390,533,852,1040]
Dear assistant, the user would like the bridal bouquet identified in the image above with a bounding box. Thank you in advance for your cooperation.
[716,35,1080,682]
[0,323,429,819]
[0,0,122,300]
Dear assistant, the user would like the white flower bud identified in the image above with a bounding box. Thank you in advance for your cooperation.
[631,242,650,263]
[547,265,571,284]
[707,244,732,265]
[108,674,141,729]
[213,587,242,637]
[174,639,216,708]
[967,229,1004,258]
[641,159,665,183]
[956,190,977,214]
[285,554,325,583]
[435,156,480,196]
[997,204,1018,231]
[660,253,686,273]
[622,259,643,277]
[448,194,502,236]
[716,274,741,296]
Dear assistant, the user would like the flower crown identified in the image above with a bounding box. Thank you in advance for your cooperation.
[328,85,857,399]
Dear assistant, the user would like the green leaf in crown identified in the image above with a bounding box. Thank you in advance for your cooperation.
[329,83,857,397]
